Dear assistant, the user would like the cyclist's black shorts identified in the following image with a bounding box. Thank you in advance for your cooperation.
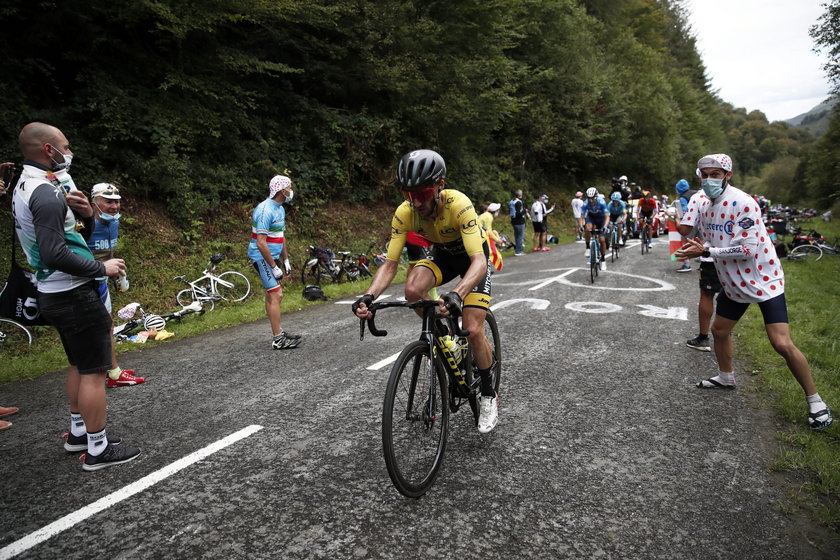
[699,262,722,293]
[415,245,492,310]
[406,242,430,264]
[639,210,654,220]
[532,220,547,233]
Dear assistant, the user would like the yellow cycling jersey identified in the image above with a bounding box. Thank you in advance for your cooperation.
[386,189,486,262]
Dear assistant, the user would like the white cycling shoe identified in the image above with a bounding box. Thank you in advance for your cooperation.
[477,394,499,434]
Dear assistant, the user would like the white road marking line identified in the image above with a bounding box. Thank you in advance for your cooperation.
[529,268,577,290]
[367,352,400,370]
[0,425,264,560]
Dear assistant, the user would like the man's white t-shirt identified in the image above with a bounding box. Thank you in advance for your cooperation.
[681,186,783,303]
[531,201,547,222]
[571,198,584,218]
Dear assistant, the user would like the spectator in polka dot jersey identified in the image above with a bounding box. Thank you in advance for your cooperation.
[675,153,832,431]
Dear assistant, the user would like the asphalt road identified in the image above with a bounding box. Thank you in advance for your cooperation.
[0,237,833,559]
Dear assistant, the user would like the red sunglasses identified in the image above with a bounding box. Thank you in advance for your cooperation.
[402,186,438,205]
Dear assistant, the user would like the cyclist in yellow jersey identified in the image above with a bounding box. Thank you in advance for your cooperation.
[353,149,499,433]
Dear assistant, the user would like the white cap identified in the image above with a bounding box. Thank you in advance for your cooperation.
[91,183,121,200]
[487,202,501,213]
[269,175,292,198]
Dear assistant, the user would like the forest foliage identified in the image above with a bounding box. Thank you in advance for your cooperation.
[0,0,837,241]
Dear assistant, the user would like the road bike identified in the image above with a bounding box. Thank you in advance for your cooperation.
[640,218,652,255]
[589,228,603,284]
[113,301,204,341]
[174,253,250,311]
[609,223,621,263]
[360,299,502,498]
[301,245,346,285]
[0,318,32,356]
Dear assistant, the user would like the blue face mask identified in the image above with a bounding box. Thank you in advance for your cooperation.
[701,177,725,199]
[100,212,121,222]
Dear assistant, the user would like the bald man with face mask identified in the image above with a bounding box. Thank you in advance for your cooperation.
[12,122,141,470]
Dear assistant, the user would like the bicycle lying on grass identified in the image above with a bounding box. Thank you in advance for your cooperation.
[113,301,204,341]
[174,253,250,311]
[359,299,501,498]
[0,318,32,355]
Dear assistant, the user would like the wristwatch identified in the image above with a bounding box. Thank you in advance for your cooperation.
[702,249,711,258]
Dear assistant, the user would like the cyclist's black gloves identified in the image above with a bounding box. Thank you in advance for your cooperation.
[442,291,463,316]
[352,293,374,315]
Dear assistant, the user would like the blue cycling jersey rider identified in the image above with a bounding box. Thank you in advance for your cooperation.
[606,192,627,245]
[582,187,610,261]
[248,175,301,349]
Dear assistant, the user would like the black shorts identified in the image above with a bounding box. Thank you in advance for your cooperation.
[639,210,654,220]
[699,262,722,293]
[406,242,431,264]
[532,221,547,233]
[39,281,113,374]
[715,291,789,325]
[415,246,492,310]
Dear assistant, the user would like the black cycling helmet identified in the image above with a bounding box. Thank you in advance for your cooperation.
[396,149,446,191]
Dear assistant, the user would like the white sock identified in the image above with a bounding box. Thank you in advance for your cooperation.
[87,429,108,457]
[713,371,735,385]
[806,393,826,414]
[70,412,86,437]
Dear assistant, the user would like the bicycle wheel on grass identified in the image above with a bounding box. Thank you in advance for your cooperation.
[0,318,33,356]
[788,244,823,262]
[176,288,215,312]
[217,271,251,301]
[382,340,449,498]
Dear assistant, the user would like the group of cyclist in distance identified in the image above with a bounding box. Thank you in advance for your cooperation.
[578,176,664,261]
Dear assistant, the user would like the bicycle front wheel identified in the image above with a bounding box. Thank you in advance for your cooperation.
[382,340,449,498]
[590,239,598,283]
[217,271,251,302]
[789,244,823,262]
[0,319,33,356]
[177,288,215,312]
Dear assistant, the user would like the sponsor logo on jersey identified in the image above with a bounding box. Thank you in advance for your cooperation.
[461,218,476,231]
[738,217,754,230]
[707,220,734,235]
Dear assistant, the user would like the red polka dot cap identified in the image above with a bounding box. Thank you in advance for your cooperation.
[696,153,733,177]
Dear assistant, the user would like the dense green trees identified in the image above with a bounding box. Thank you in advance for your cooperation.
[0,0,835,236]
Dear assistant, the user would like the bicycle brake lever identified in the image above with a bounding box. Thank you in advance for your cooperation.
[359,318,365,341]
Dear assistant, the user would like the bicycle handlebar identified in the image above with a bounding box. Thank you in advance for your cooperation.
[359,299,470,341]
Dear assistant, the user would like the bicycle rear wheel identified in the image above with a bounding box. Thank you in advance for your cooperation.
[464,311,502,391]
[788,244,822,262]
[382,340,449,498]
[217,271,251,301]
[0,318,33,356]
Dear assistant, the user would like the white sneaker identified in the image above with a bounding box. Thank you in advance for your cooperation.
[477,394,499,434]
[584,249,590,258]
